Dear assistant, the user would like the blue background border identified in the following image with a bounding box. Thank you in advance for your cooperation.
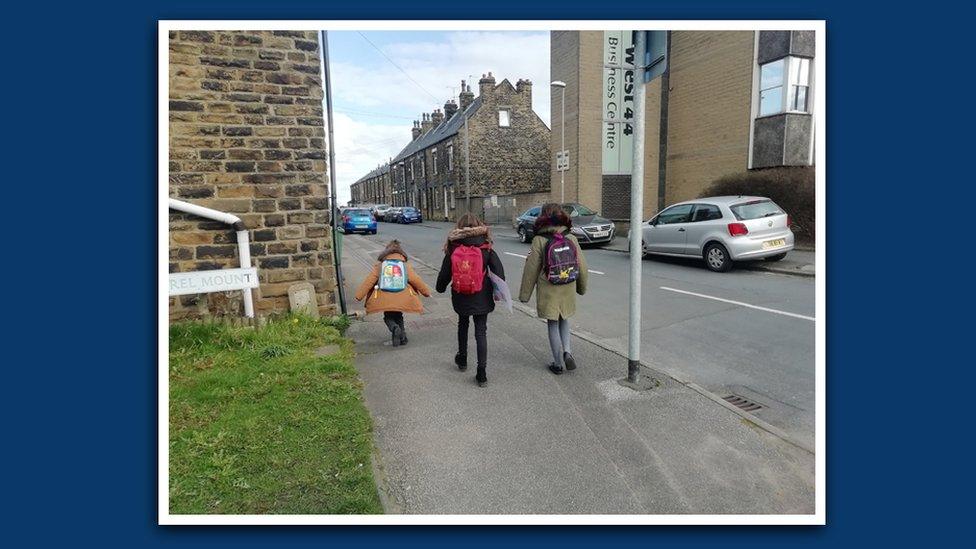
[6,0,967,545]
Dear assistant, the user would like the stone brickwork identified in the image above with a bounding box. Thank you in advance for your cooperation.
[664,31,754,204]
[168,30,338,320]
[366,74,551,222]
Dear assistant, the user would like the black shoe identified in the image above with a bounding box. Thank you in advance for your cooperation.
[476,367,487,387]
[455,353,468,371]
[563,352,577,371]
[548,363,564,375]
[392,324,403,347]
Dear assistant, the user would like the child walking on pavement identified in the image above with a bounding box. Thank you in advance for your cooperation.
[354,240,431,347]
[436,214,505,387]
[518,203,588,375]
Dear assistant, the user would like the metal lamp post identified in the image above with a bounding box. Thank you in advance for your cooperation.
[551,80,567,203]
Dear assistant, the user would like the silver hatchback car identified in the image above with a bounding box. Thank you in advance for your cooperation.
[633,196,794,272]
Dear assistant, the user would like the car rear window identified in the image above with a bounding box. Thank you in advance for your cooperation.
[729,199,783,221]
[347,209,370,216]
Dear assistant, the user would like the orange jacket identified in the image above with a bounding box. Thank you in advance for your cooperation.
[354,253,431,314]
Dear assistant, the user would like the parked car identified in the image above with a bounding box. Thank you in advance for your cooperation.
[340,208,377,235]
[514,203,615,245]
[394,206,423,224]
[383,207,402,222]
[632,196,794,272]
[372,204,392,221]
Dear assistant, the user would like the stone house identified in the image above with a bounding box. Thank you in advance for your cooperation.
[168,30,339,320]
[350,163,391,206]
[356,73,551,222]
[550,30,816,221]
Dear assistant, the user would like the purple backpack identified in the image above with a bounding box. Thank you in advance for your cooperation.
[544,232,579,285]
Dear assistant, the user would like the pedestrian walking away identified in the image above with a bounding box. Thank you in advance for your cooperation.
[436,214,505,387]
[354,240,432,347]
[518,203,588,375]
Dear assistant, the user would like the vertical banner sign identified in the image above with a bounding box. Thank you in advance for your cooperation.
[602,31,635,175]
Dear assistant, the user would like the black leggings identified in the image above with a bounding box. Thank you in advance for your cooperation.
[458,314,488,368]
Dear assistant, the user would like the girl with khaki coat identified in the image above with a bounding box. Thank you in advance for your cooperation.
[355,240,431,346]
[518,203,588,375]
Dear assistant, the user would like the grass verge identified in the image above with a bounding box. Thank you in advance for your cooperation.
[168,314,382,514]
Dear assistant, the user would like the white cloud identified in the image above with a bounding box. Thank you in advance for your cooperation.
[328,31,551,204]
[329,113,406,204]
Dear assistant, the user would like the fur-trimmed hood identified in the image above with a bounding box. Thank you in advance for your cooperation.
[447,225,491,242]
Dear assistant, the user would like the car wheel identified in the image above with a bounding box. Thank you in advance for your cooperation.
[765,252,788,262]
[703,243,733,272]
[518,226,528,243]
[641,239,650,259]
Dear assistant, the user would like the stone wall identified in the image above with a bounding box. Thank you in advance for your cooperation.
[168,30,338,320]
[663,31,754,204]
[465,77,551,200]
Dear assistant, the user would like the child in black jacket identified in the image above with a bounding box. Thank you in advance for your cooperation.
[435,214,505,387]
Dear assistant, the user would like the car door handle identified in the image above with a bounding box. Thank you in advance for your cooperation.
[678,228,685,232]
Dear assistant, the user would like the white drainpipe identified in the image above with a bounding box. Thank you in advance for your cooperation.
[169,198,255,318]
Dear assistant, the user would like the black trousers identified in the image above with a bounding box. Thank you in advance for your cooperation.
[383,311,403,329]
[457,314,488,368]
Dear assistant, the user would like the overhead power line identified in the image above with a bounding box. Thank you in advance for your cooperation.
[357,31,442,104]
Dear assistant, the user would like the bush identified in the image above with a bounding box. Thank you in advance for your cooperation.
[699,166,815,247]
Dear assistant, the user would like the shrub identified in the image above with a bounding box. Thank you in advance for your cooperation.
[699,166,815,247]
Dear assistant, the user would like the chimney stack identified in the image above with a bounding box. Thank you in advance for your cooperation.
[431,108,444,126]
[411,120,421,141]
[459,80,474,111]
[479,72,496,103]
[444,99,458,119]
[516,78,533,105]
[420,112,432,134]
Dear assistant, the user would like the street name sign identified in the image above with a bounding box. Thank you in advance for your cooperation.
[169,267,259,296]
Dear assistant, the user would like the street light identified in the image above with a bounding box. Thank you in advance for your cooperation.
[551,80,567,203]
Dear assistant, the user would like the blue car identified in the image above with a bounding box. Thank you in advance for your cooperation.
[396,207,423,224]
[341,208,377,234]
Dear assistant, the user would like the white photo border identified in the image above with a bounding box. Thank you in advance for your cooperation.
[158,19,826,526]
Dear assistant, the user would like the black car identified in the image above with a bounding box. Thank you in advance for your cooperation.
[514,203,616,245]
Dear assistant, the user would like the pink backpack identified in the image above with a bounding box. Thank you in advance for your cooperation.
[451,244,488,294]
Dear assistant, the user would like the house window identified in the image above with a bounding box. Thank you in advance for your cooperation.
[759,56,812,116]
[432,148,438,175]
[407,161,413,181]
[498,109,511,127]
[450,187,455,208]
[447,144,454,171]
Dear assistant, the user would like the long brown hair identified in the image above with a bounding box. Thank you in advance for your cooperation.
[443,213,492,252]
[378,239,408,261]
[533,202,572,232]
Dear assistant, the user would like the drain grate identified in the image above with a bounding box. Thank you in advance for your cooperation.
[722,394,764,412]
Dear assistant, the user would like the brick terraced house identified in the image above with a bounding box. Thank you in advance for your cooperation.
[168,30,339,320]
[353,73,551,223]
[551,30,816,221]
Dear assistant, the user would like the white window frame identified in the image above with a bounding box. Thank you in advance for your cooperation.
[758,56,813,118]
[447,144,454,172]
[498,108,511,127]
[432,148,438,175]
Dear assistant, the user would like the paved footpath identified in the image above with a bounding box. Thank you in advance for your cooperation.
[342,235,814,515]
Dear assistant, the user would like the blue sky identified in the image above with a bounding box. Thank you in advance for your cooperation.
[324,30,550,203]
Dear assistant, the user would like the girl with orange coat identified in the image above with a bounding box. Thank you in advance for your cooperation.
[354,240,432,346]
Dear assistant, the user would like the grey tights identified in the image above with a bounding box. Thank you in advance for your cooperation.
[547,317,572,367]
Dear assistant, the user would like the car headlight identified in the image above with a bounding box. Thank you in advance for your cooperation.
[570,227,584,235]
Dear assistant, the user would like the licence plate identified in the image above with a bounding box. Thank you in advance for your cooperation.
[591,230,609,238]
[356,224,368,228]
[762,238,786,249]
